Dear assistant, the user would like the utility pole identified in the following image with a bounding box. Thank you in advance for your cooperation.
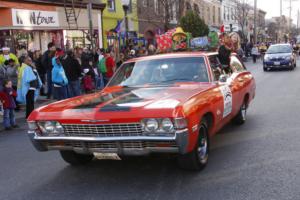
[87,0,94,50]
[284,0,299,41]
[253,0,257,44]
[296,9,300,35]
[289,0,292,36]
[297,9,299,30]
[279,0,282,43]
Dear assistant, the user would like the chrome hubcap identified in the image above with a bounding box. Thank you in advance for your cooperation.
[197,126,208,163]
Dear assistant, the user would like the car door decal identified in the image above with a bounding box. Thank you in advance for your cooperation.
[220,85,232,118]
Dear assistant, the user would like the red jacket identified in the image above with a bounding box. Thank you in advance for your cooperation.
[105,56,115,78]
[0,88,16,109]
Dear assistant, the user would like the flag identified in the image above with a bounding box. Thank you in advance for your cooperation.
[220,25,225,33]
[114,20,123,33]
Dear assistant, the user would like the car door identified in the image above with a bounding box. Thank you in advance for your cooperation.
[227,55,248,116]
[208,55,233,128]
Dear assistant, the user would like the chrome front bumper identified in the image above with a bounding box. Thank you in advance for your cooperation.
[28,129,190,155]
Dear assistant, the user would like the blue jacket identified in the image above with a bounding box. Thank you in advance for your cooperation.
[17,65,42,104]
[51,58,68,86]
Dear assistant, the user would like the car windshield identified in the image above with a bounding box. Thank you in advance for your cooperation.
[266,45,292,54]
[108,57,209,87]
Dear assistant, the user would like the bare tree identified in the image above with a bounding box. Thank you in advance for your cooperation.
[232,0,251,42]
[266,22,279,42]
[137,0,185,32]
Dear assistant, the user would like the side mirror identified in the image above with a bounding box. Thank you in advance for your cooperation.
[219,74,228,83]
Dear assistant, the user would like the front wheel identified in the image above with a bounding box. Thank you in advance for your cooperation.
[60,151,94,166]
[177,119,209,171]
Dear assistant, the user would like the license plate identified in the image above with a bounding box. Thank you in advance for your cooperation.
[93,153,121,160]
[274,62,280,66]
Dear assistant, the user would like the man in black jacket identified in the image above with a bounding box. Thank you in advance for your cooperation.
[62,50,82,98]
[41,42,56,99]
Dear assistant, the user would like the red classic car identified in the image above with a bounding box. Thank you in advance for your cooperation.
[27,52,256,170]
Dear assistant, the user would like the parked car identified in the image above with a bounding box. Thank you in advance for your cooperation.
[263,44,297,71]
[27,52,256,171]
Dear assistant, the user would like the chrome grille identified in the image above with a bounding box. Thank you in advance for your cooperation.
[63,123,143,137]
[270,57,284,61]
[45,141,177,150]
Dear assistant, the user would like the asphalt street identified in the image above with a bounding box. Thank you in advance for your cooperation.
[1,58,300,200]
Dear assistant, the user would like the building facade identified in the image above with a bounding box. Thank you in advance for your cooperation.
[221,0,239,32]
[247,8,267,42]
[183,0,222,30]
[0,0,141,53]
[137,0,179,45]
[270,15,291,42]
[102,0,139,49]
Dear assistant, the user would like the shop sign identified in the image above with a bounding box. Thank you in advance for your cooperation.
[12,9,59,27]
[224,24,239,32]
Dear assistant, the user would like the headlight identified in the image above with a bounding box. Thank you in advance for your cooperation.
[28,121,37,130]
[161,118,174,132]
[44,121,55,132]
[264,56,270,61]
[38,121,64,135]
[142,118,175,134]
[145,119,159,132]
[285,56,292,60]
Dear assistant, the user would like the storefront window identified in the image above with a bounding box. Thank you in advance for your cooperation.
[65,30,92,49]
[0,31,13,50]
[108,0,116,12]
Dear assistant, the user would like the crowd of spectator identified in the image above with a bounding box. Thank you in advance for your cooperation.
[0,42,158,130]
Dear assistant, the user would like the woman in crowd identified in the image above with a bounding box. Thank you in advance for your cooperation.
[52,56,68,100]
[251,45,260,63]
[33,50,46,96]
[17,56,42,118]
[62,50,82,98]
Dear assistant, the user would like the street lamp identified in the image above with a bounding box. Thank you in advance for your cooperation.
[122,0,130,45]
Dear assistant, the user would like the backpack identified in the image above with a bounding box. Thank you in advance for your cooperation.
[98,58,107,73]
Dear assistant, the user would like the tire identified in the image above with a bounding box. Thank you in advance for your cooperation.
[263,67,267,71]
[177,119,209,171]
[60,150,94,165]
[233,100,247,125]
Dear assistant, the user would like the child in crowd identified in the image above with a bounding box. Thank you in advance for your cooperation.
[82,58,95,93]
[0,80,18,130]
[4,59,19,111]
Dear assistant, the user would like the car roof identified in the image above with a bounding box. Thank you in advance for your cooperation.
[125,51,218,63]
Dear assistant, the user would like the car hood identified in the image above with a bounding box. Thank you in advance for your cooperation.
[30,84,214,122]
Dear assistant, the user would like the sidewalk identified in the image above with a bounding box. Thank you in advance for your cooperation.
[0,96,55,131]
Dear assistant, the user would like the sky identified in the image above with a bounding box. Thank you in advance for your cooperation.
[258,0,300,24]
